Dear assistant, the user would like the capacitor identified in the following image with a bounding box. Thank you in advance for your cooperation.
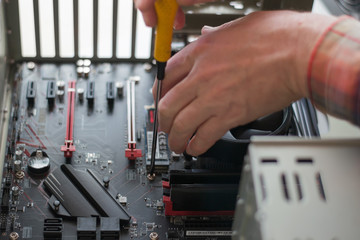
[115,82,124,97]
[27,149,50,175]
[83,67,91,78]
[15,150,22,161]
[77,88,85,102]
[143,62,152,72]
[136,129,142,141]
[14,160,22,172]
[57,80,65,90]
[11,186,19,201]
[57,90,65,102]
[27,62,36,71]
[83,59,91,67]
[76,59,84,67]
[77,67,84,77]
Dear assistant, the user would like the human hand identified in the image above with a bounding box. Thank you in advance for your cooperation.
[153,11,336,156]
[134,0,214,29]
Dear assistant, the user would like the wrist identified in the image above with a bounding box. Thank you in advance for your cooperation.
[293,13,337,99]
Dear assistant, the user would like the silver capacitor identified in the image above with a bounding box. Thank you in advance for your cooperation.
[57,90,65,102]
[83,67,91,78]
[83,59,91,67]
[14,160,22,172]
[15,150,23,161]
[12,186,20,201]
[57,80,65,90]
[76,59,84,67]
[77,88,85,102]
[115,82,124,97]
[77,67,84,77]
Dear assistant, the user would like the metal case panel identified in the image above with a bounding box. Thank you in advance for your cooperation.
[233,137,360,240]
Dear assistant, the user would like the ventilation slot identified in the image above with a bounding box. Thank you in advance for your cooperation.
[259,174,266,201]
[297,158,313,164]
[281,174,290,201]
[19,0,37,57]
[78,0,94,58]
[316,172,326,201]
[294,173,303,200]
[58,0,74,57]
[261,158,278,164]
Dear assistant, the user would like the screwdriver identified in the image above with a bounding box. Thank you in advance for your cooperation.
[148,0,179,180]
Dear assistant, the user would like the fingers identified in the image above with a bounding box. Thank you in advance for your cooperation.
[134,0,157,27]
[174,8,186,30]
[167,97,213,153]
[157,77,197,133]
[152,43,196,100]
[186,116,228,156]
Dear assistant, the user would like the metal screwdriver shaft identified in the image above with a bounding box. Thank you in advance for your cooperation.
[147,0,178,180]
[149,62,166,179]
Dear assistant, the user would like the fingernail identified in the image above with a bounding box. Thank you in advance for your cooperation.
[202,25,213,31]
[201,25,215,35]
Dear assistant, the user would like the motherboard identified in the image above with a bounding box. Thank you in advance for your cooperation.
[0,60,302,240]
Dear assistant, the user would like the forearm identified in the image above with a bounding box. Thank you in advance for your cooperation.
[308,17,360,126]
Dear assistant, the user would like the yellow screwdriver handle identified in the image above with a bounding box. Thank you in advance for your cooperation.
[154,0,179,63]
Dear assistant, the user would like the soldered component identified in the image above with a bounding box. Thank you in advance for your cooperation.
[76,59,84,67]
[9,232,19,240]
[13,160,22,173]
[47,80,56,105]
[83,67,91,78]
[11,186,19,202]
[106,82,115,103]
[83,59,91,67]
[149,232,159,240]
[57,90,65,102]
[76,67,84,77]
[26,81,36,106]
[15,149,22,161]
[119,196,127,206]
[27,149,50,175]
[143,62,153,72]
[15,171,25,179]
[27,62,36,70]
[86,82,95,104]
[57,80,65,90]
[77,88,85,102]
[115,81,124,98]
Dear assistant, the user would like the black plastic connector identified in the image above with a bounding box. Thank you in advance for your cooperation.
[100,217,120,240]
[77,217,96,240]
[47,81,56,101]
[106,82,115,102]
[86,81,95,104]
[44,218,63,240]
[1,187,10,212]
[26,81,36,106]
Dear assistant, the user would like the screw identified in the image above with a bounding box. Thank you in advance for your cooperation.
[103,176,110,188]
[149,232,159,240]
[53,200,60,211]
